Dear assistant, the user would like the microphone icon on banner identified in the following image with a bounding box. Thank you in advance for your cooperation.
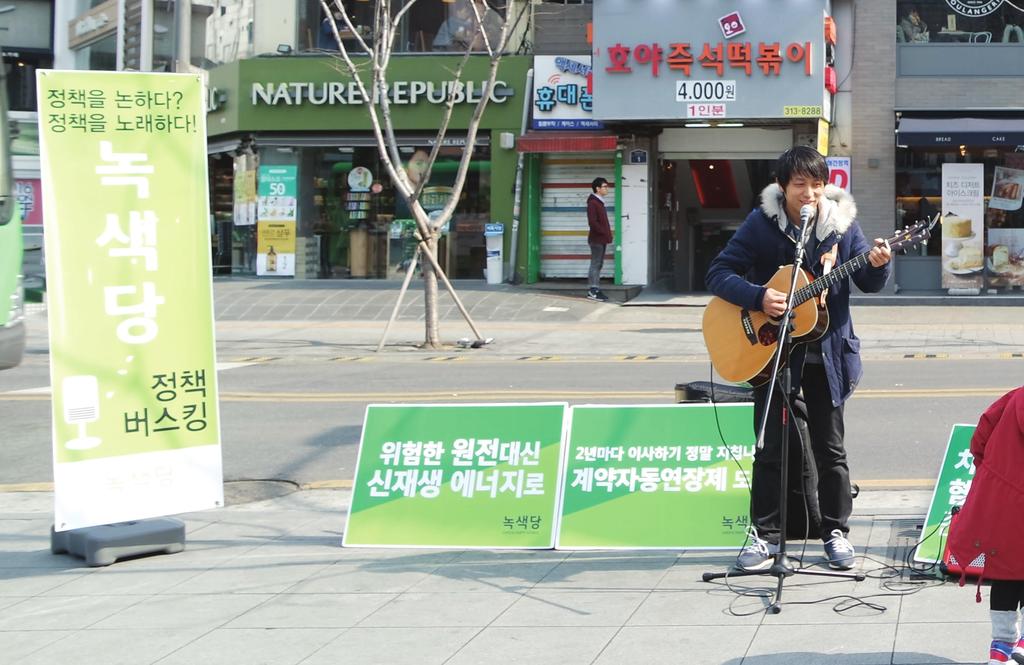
[62,375,102,451]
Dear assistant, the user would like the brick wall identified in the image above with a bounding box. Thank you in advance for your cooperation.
[851,0,897,295]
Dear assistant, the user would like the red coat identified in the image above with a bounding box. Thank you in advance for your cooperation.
[947,386,1024,585]
[586,194,613,245]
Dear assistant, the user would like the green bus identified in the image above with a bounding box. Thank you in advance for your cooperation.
[0,62,24,370]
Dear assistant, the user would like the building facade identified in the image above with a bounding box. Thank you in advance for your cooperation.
[205,54,530,279]
[47,0,1024,297]
[885,0,1024,294]
[5,0,55,291]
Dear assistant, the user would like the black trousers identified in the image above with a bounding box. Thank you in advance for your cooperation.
[751,362,851,544]
[992,579,1024,611]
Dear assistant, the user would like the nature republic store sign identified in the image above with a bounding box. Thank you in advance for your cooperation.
[251,79,514,106]
[208,56,531,134]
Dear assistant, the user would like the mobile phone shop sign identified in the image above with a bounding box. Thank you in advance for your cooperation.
[557,404,755,549]
[344,404,568,548]
[915,424,976,564]
[37,70,222,531]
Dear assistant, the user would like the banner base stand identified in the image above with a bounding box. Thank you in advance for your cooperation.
[51,517,186,567]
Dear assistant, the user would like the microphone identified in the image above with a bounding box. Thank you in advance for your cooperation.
[799,203,815,226]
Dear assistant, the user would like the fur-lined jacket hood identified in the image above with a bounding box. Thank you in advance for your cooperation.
[759,183,857,242]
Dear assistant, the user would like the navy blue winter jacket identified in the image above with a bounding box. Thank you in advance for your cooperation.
[705,183,891,406]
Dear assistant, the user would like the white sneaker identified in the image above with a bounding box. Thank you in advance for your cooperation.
[736,527,778,571]
[823,529,855,570]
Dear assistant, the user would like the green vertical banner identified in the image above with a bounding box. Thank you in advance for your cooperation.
[37,71,222,531]
[914,424,976,564]
[345,404,569,548]
[256,165,297,276]
[558,404,755,549]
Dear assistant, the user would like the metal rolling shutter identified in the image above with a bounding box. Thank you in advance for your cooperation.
[540,153,616,279]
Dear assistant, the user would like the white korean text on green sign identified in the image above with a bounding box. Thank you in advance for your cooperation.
[345,404,568,548]
[38,70,222,531]
[915,424,976,564]
[558,404,755,549]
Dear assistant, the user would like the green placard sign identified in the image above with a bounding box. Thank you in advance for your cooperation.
[914,424,976,564]
[344,404,568,548]
[256,165,297,222]
[37,70,222,531]
[257,165,297,198]
[558,404,755,549]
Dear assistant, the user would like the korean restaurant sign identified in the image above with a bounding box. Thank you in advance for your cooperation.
[592,0,830,121]
[557,404,754,549]
[344,404,568,548]
[532,55,602,130]
[914,424,976,564]
[37,71,223,531]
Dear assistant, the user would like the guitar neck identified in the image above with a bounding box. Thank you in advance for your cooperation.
[793,249,874,305]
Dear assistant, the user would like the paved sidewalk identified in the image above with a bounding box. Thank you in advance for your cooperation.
[26,279,1024,360]
[0,488,993,665]
[117,277,1020,361]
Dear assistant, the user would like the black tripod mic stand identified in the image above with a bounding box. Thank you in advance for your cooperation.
[702,204,865,614]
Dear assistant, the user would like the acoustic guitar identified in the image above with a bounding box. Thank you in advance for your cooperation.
[702,219,934,386]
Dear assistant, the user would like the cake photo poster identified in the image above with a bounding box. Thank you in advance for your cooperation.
[989,166,1024,212]
[941,163,984,290]
[986,228,1024,289]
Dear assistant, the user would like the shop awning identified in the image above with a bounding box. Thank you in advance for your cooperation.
[896,116,1024,147]
[516,131,618,153]
[207,137,242,155]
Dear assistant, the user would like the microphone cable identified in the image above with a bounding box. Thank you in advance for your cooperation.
[705,357,952,616]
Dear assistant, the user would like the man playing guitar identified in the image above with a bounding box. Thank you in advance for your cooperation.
[704,146,892,572]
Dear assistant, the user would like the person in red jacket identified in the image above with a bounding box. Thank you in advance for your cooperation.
[586,177,613,302]
[948,386,1024,665]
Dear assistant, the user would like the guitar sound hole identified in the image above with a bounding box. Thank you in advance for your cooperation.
[757,324,778,346]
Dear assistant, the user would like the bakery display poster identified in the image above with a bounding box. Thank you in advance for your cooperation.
[941,163,984,289]
[989,166,1024,212]
[986,228,1024,288]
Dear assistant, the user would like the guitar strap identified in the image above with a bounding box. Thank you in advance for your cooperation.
[819,244,838,305]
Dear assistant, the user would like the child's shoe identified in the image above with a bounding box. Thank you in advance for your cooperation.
[991,639,1013,664]
[1011,637,1024,664]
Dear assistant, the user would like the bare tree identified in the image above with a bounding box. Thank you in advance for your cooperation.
[320,0,524,349]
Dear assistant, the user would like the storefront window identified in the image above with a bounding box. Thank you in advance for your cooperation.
[304,0,508,54]
[896,143,1024,290]
[85,34,117,71]
[896,1,1024,44]
[4,53,52,112]
[311,141,491,279]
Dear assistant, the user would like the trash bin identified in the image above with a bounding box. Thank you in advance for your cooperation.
[484,223,504,284]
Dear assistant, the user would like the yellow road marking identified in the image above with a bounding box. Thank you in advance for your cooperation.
[0,482,54,492]
[855,478,935,489]
[1,387,1015,403]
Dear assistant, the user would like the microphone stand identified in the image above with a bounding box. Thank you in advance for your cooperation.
[702,205,865,614]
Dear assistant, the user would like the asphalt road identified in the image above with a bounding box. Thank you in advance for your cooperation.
[1,323,1010,488]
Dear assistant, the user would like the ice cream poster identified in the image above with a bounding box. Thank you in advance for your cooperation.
[941,163,984,289]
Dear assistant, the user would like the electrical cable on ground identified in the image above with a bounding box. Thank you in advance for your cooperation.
[704,357,953,616]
